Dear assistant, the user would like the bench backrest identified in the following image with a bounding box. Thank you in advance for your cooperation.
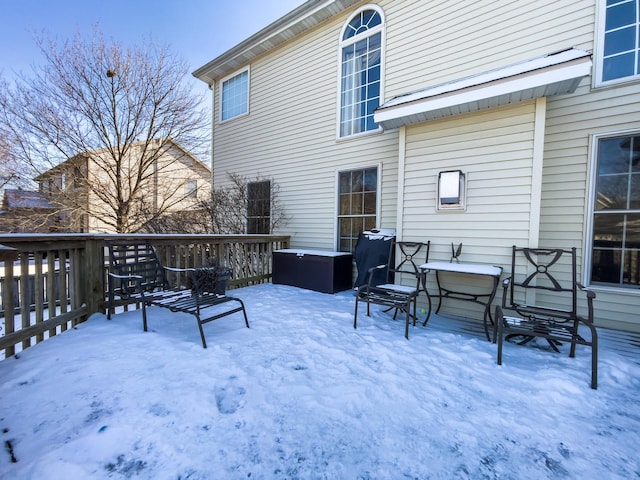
[107,240,169,294]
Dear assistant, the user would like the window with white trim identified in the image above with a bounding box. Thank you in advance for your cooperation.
[598,0,640,84]
[337,167,378,252]
[221,69,249,121]
[590,133,640,287]
[339,7,384,137]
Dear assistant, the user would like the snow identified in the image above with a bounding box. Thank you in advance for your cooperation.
[0,283,638,479]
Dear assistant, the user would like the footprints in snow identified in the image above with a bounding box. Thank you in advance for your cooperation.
[214,376,246,414]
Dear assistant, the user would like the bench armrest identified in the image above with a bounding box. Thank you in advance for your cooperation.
[163,266,195,274]
[108,272,143,280]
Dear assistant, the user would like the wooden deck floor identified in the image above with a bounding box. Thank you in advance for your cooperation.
[425,313,640,364]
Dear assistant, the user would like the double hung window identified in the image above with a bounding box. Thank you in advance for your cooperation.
[598,0,640,84]
[590,134,640,287]
[339,8,384,137]
[221,69,249,121]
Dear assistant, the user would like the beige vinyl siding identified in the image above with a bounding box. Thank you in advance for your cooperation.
[401,101,538,319]
[382,0,594,101]
[212,8,398,248]
[544,81,640,332]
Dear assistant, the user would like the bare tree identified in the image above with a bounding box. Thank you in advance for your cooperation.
[0,88,33,191]
[143,172,289,234]
[202,172,289,234]
[0,30,209,233]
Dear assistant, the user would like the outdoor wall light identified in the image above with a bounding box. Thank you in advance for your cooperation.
[437,170,466,211]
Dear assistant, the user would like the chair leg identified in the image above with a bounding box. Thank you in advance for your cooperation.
[354,298,359,330]
[496,306,504,365]
[404,306,410,340]
[235,298,250,329]
[569,320,580,358]
[587,322,598,390]
[194,314,208,349]
[142,302,148,332]
[591,340,598,390]
[411,298,417,326]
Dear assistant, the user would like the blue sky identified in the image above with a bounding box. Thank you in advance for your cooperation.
[0,0,305,95]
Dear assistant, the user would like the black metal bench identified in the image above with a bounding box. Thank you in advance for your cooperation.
[106,240,249,348]
[495,246,598,389]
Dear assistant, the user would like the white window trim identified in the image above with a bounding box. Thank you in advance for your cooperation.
[334,162,382,250]
[335,4,386,140]
[594,0,640,88]
[219,66,250,123]
[585,129,640,293]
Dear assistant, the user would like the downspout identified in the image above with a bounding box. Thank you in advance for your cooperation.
[395,125,407,240]
[209,83,215,194]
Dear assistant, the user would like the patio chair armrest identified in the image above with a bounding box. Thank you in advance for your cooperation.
[576,282,597,324]
[366,264,387,288]
[577,282,596,299]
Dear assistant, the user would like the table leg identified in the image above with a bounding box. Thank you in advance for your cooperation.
[421,270,432,326]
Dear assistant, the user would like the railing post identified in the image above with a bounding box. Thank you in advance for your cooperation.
[83,238,106,316]
[0,245,18,358]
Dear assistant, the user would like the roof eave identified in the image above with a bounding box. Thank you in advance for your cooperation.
[374,49,593,130]
[192,0,361,84]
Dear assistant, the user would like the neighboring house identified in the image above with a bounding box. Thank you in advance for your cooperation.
[0,188,63,233]
[34,139,211,233]
[194,0,640,332]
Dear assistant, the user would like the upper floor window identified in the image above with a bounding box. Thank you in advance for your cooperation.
[589,133,640,287]
[598,0,640,84]
[221,68,249,122]
[339,7,384,137]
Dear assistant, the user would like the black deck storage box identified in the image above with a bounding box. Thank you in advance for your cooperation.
[272,249,353,293]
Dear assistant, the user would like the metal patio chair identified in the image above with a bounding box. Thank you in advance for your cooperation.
[354,240,430,339]
[495,246,598,389]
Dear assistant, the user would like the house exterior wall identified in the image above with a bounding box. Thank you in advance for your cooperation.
[201,0,640,332]
[543,92,640,331]
[211,10,399,248]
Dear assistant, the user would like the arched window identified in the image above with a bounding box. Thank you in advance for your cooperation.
[339,6,384,137]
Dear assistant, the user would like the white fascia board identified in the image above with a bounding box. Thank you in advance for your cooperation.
[375,50,592,126]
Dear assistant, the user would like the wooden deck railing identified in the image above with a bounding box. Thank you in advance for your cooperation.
[0,234,290,359]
